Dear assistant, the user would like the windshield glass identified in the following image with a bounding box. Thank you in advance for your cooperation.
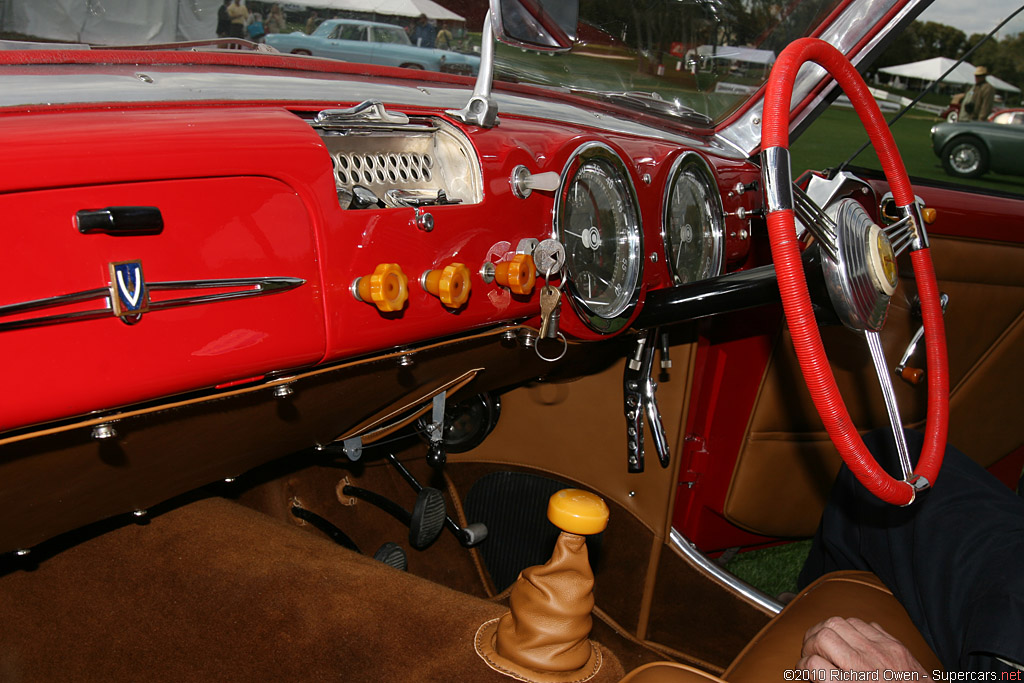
[496,0,844,123]
[1,0,1020,134]
[0,0,838,124]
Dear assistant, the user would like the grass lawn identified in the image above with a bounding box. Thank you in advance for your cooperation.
[791,106,1024,195]
[724,540,813,598]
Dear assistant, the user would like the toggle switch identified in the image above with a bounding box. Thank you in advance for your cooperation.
[511,165,560,199]
[352,263,409,312]
[421,263,471,308]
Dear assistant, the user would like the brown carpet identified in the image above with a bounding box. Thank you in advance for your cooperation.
[0,496,624,682]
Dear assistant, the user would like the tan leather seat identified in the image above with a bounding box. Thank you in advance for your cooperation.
[621,570,942,682]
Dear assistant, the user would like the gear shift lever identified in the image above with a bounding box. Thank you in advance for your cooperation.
[475,489,609,682]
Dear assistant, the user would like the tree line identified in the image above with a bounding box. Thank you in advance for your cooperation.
[874,19,1023,89]
[577,0,1020,91]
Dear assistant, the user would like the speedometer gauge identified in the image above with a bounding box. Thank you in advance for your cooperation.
[555,143,642,334]
[663,153,724,285]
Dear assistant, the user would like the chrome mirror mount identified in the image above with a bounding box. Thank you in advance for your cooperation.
[447,0,578,129]
[445,11,498,128]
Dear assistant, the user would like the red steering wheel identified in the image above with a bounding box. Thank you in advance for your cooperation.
[761,38,949,505]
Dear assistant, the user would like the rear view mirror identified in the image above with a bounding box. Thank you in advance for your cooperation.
[490,0,578,52]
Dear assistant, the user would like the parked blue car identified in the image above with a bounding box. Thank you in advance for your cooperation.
[930,110,1024,179]
[267,19,479,76]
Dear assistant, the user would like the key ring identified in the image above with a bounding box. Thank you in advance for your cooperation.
[535,331,568,362]
[544,262,565,291]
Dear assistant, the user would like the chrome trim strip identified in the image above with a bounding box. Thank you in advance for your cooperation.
[761,147,794,213]
[0,287,110,318]
[668,528,783,614]
[0,276,304,333]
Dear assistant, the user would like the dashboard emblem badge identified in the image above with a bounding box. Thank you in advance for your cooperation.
[109,260,149,323]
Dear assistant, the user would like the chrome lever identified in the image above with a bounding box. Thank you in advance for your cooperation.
[315,100,410,126]
[623,329,671,473]
[895,292,948,383]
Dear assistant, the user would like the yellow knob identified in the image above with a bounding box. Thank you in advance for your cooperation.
[354,263,409,312]
[494,253,536,296]
[422,263,471,308]
[922,207,937,225]
[547,489,609,535]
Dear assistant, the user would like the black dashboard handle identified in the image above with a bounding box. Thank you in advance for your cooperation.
[76,206,164,236]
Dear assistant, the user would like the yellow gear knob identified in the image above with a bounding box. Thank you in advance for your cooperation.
[422,263,471,308]
[353,263,409,312]
[547,489,609,535]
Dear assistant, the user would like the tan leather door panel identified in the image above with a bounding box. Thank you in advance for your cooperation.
[725,235,1024,537]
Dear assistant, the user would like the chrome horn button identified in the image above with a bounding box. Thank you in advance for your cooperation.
[822,198,897,332]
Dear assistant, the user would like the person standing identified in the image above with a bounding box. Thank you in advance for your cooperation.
[435,22,453,50]
[216,0,232,38]
[409,14,436,48]
[265,4,286,35]
[964,66,995,121]
[305,11,320,35]
[227,0,249,39]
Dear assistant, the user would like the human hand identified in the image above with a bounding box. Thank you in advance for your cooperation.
[797,617,927,676]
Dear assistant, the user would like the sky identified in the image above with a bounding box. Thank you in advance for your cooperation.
[916,0,1024,39]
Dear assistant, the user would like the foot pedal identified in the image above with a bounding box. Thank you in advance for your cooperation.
[373,542,408,571]
[341,484,448,551]
[290,504,360,553]
[410,487,446,550]
[383,452,488,548]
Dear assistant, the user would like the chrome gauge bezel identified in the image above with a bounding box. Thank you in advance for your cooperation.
[661,152,725,286]
[554,142,643,335]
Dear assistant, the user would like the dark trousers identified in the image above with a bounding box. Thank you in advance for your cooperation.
[799,429,1024,672]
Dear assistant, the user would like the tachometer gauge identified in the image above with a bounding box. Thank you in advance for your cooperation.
[555,143,642,334]
[663,153,724,285]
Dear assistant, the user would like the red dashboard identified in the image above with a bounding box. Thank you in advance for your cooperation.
[0,98,761,434]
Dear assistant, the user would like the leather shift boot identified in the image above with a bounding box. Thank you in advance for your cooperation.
[475,531,602,682]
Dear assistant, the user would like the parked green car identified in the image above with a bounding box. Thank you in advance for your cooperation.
[931,110,1024,178]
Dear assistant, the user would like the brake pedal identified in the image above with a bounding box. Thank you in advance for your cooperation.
[342,485,447,550]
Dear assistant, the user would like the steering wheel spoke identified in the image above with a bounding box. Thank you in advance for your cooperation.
[883,215,916,257]
[864,330,913,481]
[793,184,840,263]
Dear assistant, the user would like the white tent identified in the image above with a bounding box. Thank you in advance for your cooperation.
[0,0,219,44]
[696,45,775,67]
[878,57,1020,94]
[288,0,466,23]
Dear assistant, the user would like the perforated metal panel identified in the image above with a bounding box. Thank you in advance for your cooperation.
[464,471,602,592]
